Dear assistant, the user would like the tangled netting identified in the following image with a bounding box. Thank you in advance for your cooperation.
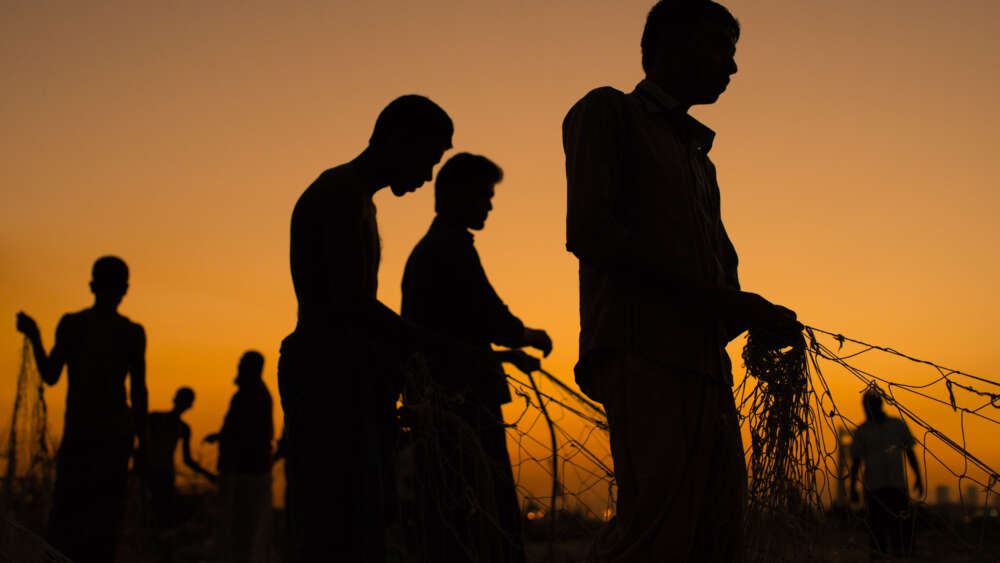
[493,324,1000,560]
[3,337,53,499]
[1,338,61,562]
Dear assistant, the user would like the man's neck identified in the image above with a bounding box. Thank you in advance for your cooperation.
[350,147,390,198]
[645,74,691,113]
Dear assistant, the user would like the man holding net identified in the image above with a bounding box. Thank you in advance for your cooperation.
[16,255,148,563]
[563,1,800,560]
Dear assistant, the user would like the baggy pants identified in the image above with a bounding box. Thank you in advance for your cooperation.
[580,353,746,563]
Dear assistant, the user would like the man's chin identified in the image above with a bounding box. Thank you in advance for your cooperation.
[390,184,417,197]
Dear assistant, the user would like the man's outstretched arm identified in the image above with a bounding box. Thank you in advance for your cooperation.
[181,427,216,482]
[16,312,67,385]
[906,446,924,497]
[849,455,862,503]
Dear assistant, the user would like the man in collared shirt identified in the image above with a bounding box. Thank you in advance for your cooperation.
[563,2,799,561]
[279,95,453,561]
[401,152,552,562]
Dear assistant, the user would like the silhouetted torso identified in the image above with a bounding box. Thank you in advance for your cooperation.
[218,379,273,475]
[564,80,739,383]
[290,163,380,330]
[402,216,523,405]
[57,308,144,445]
[148,411,189,473]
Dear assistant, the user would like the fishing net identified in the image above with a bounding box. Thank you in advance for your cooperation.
[2,337,53,504]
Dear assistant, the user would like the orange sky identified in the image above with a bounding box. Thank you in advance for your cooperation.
[2,1,999,507]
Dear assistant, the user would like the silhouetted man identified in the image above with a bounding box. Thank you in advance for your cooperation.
[147,386,216,528]
[205,351,275,563]
[279,94,453,562]
[850,390,923,558]
[401,153,552,562]
[15,255,148,563]
[563,2,800,561]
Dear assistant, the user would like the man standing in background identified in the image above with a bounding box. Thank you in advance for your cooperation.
[563,1,799,560]
[205,351,274,563]
[147,386,216,528]
[850,389,923,558]
[16,255,148,563]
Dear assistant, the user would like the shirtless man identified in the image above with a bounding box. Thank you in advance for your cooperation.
[278,94,453,561]
[147,387,216,528]
[16,255,148,563]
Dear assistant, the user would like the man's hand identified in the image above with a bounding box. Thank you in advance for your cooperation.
[734,292,801,339]
[914,476,924,497]
[849,485,860,504]
[203,433,220,444]
[16,312,40,339]
[522,327,553,357]
[502,350,541,376]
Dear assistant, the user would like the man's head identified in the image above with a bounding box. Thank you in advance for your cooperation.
[90,255,129,308]
[236,350,265,386]
[369,95,453,196]
[434,153,503,230]
[173,387,195,413]
[641,0,740,106]
[862,389,887,423]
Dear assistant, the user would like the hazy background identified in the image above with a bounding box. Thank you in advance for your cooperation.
[2,0,998,503]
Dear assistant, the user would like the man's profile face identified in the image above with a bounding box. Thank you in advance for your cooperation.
[665,18,738,105]
[461,183,495,231]
[390,140,450,197]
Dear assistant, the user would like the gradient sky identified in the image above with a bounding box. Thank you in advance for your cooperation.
[3,1,999,504]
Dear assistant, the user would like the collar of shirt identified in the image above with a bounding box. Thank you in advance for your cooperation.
[633,79,716,153]
[429,215,474,243]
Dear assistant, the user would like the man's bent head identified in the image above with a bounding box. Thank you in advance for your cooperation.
[641,0,740,106]
[174,387,195,412]
[369,94,453,196]
[435,153,503,231]
[90,255,129,307]
[236,350,265,385]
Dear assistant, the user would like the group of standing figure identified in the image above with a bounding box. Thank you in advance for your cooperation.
[17,263,276,562]
[14,1,926,562]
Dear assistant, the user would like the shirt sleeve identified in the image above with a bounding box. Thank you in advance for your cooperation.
[473,248,525,348]
[564,88,636,270]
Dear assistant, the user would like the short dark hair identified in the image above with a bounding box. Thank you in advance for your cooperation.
[434,153,503,213]
[239,350,265,379]
[640,0,740,73]
[175,387,195,404]
[91,255,129,289]
[369,95,453,147]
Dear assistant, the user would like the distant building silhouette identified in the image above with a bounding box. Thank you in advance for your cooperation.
[936,485,950,505]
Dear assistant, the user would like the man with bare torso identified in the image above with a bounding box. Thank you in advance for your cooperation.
[17,255,147,563]
[147,387,215,528]
[278,94,453,561]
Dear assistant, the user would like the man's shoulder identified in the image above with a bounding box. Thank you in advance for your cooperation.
[577,86,628,105]
[293,165,361,222]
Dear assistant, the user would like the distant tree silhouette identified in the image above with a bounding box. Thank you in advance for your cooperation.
[16,255,147,563]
